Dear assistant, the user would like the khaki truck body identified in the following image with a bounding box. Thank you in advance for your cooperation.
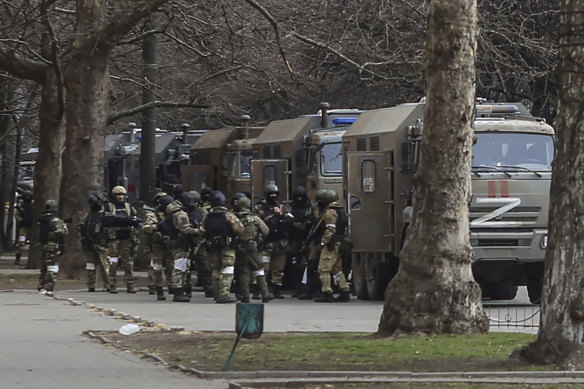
[344,102,553,303]
[182,126,264,200]
[251,108,361,204]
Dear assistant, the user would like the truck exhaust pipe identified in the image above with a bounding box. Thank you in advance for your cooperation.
[320,102,330,128]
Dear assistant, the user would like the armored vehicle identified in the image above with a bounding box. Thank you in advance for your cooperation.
[182,119,264,200]
[344,102,553,303]
[250,103,361,204]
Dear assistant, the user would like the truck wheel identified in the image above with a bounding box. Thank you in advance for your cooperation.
[365,254,391,301]
[487,280,518,300]
[526,263,544,304]
[351,254,369,300]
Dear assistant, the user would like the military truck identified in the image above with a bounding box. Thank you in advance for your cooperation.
[344,102,553,303]
[182,118,264,201]
[250,103,361,204]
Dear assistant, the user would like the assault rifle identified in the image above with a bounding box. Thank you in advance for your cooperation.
[79,223,101,262]
[291,213,326,265]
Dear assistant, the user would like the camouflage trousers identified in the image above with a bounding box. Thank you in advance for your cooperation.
[108,239,135,289]
[208,246,236,301]
[261,247,287,287]
[318,242,350,294]
[85,245,111,290]
[237,241,270,299]
[192,243,212,293]
[39,247,62,292]
[149,245,173,289]
[16,225,30,255]
[171,249,191,289]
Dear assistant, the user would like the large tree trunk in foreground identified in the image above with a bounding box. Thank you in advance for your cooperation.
[519,0,584,369]
[378,0,488,336]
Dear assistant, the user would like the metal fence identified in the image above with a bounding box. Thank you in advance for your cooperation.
[483,302,540,329]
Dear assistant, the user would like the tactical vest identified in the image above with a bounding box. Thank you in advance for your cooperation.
[38,214,57,244]
[83,212,108,247]
[265,214,287,243]
[160,212,180,241]
[109,202,133,239]
[332,207,347,236]
[188,207,205,228]
[204,209,233,239]
[20,202,34,227]
[239,213,258,241]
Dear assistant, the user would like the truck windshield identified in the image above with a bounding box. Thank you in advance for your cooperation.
[240,150,252,178]
[320,142,343,176]
[473,132,554,171]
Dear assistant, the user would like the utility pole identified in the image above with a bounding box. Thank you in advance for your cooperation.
[139,14,159,202]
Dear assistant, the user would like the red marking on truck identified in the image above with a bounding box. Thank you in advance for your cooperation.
[488,180,496,198]
[501,180,509,198]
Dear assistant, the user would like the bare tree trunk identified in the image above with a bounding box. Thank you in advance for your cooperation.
[378,0,488,336]
[519,0,584,369]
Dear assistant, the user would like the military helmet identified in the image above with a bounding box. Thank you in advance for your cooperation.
[231,192,246,204]
[189,190,201,203]
[152,191,167,205]
[44,199,58,213]
[22,189,33,197]
[238,196,251,210]
[112,185,127,195]
[201,186,213,201]
[292,186,307,199]
[157,195,174,211]
[178,192,195,208]
[315,188,327,202]
[88,194,102,207]
[322,189,339,204]
[210,190,226,207]
[264,184,279,196]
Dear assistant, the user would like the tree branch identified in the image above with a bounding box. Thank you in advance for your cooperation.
[107,100,210,124]
[0,45,48,84]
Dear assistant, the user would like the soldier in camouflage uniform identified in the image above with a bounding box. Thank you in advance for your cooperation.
[185,190,212,297]
[107,186,140,294]
[37,200,68,296]
[81,194,115,293]
[14,189,34,265]
[255,184,292,299]
[201,190,244,304]
[201,186,213,213]
[142,193,174,301]
[314,189,351,303]
[235,196,273,303]
[160,193,201,302]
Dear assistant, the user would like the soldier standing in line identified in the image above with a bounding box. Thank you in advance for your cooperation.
[201,190,244,304]
[185,190,212,297]
[141,192,173,301]
[81,194,115,293]
[160,193,200,302]
[235,196,273,303]
[288,186,319,297]
[107,185,140,294]
[255,184,292,299]
[230,192,247,299]
[37,200,68,296]
[200,186,214,213]
[14,190,34,265]
[314,189,351,303]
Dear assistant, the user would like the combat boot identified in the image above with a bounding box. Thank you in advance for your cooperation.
[126,284,136,294]
[172,288,191,302]
[88,287,96,292]
[204,289,214,298]
[257,276,274,303]
[251,284,261,300]
[314,292,334,303]
[184,283,192,298]
[156,286,166,301]
[334,291,351,302]
[167,286,174,295]
[271,284,285,299]
[109,286,118,294]
[240,296,250,303]
[148,286,156,295]
[14,253,21,265]
[215,295,238,304]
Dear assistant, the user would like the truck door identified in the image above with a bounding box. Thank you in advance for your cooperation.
[251,159,290,205]
[181,165,215,192]
[347,151,393,252]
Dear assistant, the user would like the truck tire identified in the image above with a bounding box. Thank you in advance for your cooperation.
[486,280,518,300]
[365,254,393,301]
[351,254,369,300]
[526,262,544,304]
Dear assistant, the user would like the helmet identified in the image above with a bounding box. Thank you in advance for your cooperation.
[264,184,279,196]
[178,192,195,208]
[112,185,127,195]
[157,195,174,212]
[315,188,327,203]
[210,190,226,207]
[238,196,251,210]
[189,191,201,203]
[201,186,213,201]
[231,192,246,204]
[292,186,307,199]
[44,199,58,213]
[88,194,103,211]
[152,191,167,205]
[322,189,339,204]
[22,190,33,197]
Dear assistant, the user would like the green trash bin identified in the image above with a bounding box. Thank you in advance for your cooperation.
[236,302,264,339]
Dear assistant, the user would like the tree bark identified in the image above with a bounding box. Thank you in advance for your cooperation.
[378,0,488,336]
[519,0,584,369]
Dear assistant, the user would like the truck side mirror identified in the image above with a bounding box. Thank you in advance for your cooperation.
[400,140,418,174]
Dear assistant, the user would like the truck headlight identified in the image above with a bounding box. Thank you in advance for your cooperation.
[540,235,548,249]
